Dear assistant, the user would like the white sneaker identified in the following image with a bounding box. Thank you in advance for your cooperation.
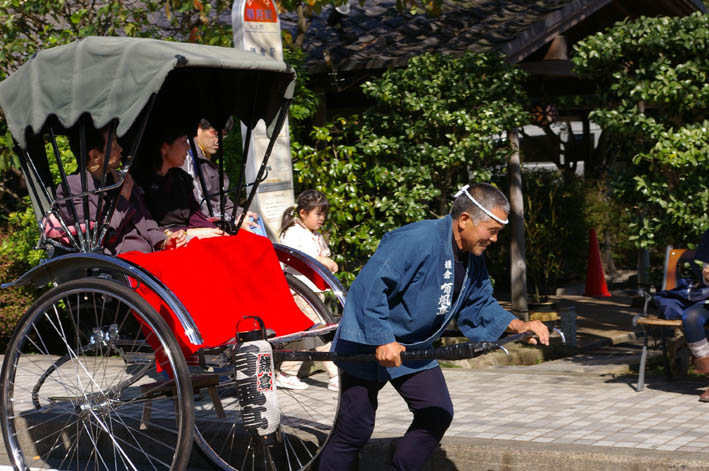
[327,376,339,392]
[276,372,309,390]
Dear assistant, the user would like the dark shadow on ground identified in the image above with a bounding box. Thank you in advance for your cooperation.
[358,438,458,471]
[602,368,708,399]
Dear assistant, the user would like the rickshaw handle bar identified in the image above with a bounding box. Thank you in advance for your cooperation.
[272,329,554,362]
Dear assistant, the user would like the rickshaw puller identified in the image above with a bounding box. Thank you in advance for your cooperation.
[319,183,549,471]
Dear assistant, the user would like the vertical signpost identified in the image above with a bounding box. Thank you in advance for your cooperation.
[232,0,294,238]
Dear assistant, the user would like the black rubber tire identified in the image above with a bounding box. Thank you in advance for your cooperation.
[0,278,194,471]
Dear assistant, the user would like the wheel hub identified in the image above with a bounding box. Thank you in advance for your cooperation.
[74,393,114,419]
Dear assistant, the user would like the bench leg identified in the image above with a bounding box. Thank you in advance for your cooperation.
[207,385,226,418]
[141,399,152,430]
[637,327,648,392]
[661,327,673,379]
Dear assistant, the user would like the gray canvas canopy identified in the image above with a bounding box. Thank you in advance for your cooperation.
[0,36,296,149]
[0,36,296,254]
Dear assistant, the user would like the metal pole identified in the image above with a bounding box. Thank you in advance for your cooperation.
[92,121,116,248]
[273,330,549,362]
[217,128,225,219]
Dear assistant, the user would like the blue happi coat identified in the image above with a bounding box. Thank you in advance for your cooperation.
[333,215,516,381]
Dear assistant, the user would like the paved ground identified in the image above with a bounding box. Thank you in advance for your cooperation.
[2,290,708,470]
[377,358,709,451]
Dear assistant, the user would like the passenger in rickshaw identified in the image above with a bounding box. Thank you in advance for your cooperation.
[54,124,187,254]
[181,118,265,234]
[134,127,226,239]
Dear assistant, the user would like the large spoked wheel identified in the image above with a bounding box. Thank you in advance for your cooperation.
[0,278,195,471]
[193,273,340,471]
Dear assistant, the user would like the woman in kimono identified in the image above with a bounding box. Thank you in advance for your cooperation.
[319,183,550,471]
[134,128,225,239]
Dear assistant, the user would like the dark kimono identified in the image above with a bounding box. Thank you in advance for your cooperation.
[333,215,516,382]
[140,167,215,231]
[55,171,165,254]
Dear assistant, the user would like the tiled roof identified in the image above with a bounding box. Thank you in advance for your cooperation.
[280,0,606,73]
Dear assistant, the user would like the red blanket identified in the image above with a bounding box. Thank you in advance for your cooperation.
[119,231,314,360]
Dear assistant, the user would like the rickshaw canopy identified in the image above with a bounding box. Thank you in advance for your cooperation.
[0,36,296,149]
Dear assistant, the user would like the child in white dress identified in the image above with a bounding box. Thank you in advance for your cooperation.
[277,190,340,392]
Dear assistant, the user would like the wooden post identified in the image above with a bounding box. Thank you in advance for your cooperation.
[508,129,528,320]
[636,100,650,291]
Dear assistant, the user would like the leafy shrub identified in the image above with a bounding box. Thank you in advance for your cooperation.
[0,230,37,349]
[573,12,709,251]
[487,170,589,297]
[583,176,636,271]
[0,199,44,267]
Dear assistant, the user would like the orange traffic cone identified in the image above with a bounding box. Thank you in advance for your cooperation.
[584,228,611,297]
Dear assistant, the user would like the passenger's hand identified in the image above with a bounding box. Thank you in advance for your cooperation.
[187,227,226,239]
[703,265,709,284]
[164,229,187,249]
[244,211,260,231]
[507,318,550,346]
[375,342,406,368]
[317,256,338,274]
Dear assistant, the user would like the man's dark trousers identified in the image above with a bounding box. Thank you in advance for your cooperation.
[318,366,454,470]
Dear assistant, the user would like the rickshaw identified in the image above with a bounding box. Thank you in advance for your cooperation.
[0,36,561,471]
[0,36,347,471]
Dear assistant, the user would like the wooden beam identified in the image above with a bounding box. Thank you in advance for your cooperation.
[519,60,577,78]
[508,129,528,321]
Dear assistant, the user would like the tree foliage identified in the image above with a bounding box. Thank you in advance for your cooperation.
[293,52,529,284]
[573,12,709,250]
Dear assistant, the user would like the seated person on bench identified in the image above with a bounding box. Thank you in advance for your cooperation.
[682,229,709,401]
[55,125,186,254]
[134,127,226,240]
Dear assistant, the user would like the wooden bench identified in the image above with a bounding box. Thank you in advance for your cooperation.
[633,246,696,392]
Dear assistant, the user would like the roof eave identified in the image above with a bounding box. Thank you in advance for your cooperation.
[499,0,613,63]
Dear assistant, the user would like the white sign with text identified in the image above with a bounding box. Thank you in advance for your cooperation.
[232,0,294,238]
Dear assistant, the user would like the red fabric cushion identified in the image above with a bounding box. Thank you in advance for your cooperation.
[119,231,314,361]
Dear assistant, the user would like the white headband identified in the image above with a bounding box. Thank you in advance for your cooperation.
[454,185,509,225]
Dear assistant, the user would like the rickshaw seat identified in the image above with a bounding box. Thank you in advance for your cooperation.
[119,230,315,361]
